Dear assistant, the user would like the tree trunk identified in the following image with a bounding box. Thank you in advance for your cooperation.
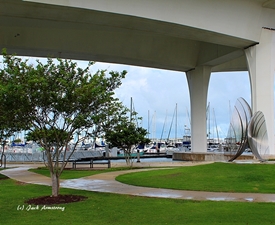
[0,143,6,168]
[124,148,133,168]
[2,143,5,154]
[51,172,60,197]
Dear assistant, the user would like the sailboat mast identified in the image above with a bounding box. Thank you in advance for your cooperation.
[213,108,220,143]
[152,111,156,141]
[186,106,191,128]
[147,110,150,139]
[207,102,210,140]
[160,110,168,141]
[175,103,177,142]
[167,104,176,142]
[130,97,133,121]
[148,111,156,141]
[212,107,214,141]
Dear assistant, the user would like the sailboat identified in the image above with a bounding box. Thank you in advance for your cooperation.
[206,102,221,152]
[119,97,146,156]
[165,103,183,156]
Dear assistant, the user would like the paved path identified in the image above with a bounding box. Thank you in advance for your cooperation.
[1,162,275,203]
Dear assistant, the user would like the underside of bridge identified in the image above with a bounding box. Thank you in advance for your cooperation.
[1,0,258,73]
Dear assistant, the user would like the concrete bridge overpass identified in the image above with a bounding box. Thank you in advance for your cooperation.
[1,0,275,155]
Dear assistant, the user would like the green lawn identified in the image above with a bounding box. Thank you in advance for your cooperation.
[29,167,137,179]
[1,174,275,225]
[116,162,275,193]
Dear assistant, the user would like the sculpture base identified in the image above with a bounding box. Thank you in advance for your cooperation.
[173,152,255,161]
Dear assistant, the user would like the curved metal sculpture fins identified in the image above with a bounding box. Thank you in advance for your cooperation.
[227,98,252,161]
[226,97,269,162]
[247,111,269,162]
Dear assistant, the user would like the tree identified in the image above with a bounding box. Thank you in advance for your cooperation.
[0,104,21,167]
[0,50,127,196]
[105,115,150,167]
[0,52,32,167]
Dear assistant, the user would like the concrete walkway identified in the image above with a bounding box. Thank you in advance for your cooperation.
[1,162,275,203]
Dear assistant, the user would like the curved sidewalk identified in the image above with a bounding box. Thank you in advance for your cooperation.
[1,163,275,203]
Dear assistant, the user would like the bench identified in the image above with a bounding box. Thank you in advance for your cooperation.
[72,159,111,169]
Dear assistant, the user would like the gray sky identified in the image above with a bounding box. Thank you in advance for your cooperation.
[90,61,251,140]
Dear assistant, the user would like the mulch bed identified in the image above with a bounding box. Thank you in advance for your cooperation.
[2,172,88,205]
[25,194,88,205]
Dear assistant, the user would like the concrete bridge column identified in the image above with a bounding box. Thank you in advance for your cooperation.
[186,66,211,153]
[245,28,275,156]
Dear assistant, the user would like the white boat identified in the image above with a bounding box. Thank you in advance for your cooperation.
[165,145,180,156]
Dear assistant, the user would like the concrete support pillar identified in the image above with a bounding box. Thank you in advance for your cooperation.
[186,66,211,153]
[245,28,275,156]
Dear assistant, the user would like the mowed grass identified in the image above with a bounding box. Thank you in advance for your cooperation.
[29,167,132,179]
[116,162,275,193]
[1,174,275,225]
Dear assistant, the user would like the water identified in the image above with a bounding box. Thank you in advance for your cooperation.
[110,157,173,163]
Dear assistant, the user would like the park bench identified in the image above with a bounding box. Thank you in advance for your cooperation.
[72,158,111,169]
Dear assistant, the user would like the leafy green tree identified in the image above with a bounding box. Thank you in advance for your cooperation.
[0,50,126,196]
[0,52,32,167]
[105,115,150,167]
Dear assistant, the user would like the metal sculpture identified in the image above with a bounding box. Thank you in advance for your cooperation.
[227,98,251,161]
[226,98,268,162]
[247,111,269,161]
